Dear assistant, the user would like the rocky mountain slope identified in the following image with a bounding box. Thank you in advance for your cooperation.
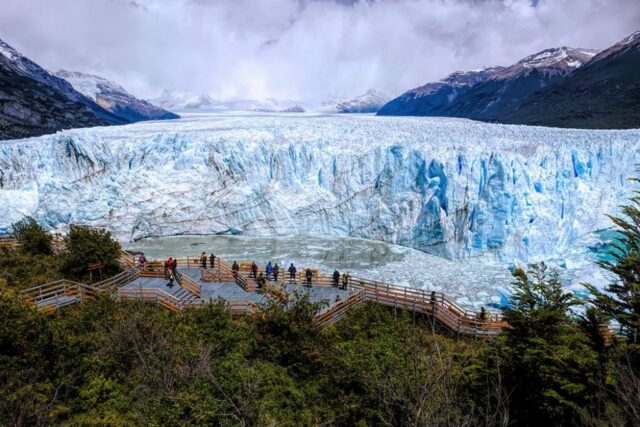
[503,31,640,129]
[55,70,179,123]
[0,38,125,140]
[377,67,504,116]
[378,47,597,121]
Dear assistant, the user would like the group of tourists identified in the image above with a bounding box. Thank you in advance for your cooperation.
[138,252,352,292]
[226,260,351,290]
[199,252,217,269]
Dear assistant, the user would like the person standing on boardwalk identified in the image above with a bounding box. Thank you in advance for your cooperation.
[305,268,313,287]
[273,263,280,281]
[257,272,266,290]
[232,261,239,278]
[168,268,175,288]
[166,257,173,278]
[200,252,207,269]
[251,262,258,279]
[333,270,340,287]
[288,263,297,281]
[341,272,350,290]
[171,257,178,274]
[209,253,216,269]
[266,261,273,280]
[138,253,147,267]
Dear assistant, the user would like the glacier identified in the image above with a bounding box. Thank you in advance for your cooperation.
[1,113,639,266]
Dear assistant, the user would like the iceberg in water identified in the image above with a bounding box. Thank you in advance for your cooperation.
[0,113,639,266]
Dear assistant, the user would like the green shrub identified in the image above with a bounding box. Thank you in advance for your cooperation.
[62,225,122,281]
[12,217,52,256]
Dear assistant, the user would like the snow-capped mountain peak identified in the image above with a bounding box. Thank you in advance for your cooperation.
[54,70,178,122]
[54,70,126,102]
[333,89,390,113]
[0,38,21,62]
[516,47,598,71]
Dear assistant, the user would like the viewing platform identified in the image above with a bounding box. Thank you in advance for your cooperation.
[18,249,508,338]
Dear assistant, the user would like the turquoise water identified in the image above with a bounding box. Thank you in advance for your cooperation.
[588,229,624,263]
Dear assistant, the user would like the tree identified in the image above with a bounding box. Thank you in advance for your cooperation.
[62,225,121,280]
[12,217,51,256]
[500,264,601,426]
[584,182,640,345]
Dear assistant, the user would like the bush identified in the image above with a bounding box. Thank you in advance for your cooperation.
[62,225,122,280]
[12,217,52,256]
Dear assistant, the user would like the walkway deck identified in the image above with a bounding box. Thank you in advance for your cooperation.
[17,249,508,337]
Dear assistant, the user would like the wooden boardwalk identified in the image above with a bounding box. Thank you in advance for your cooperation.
[18,250,507,337]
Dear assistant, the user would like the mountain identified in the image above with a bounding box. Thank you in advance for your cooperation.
[151,90,220,111]
[378,47,598,120]
[502,31,640,129]
[0,38,125,140]
[334,89,390,113]
[377,67,504,116]
[151,89,308,113]
[55,70,179,122]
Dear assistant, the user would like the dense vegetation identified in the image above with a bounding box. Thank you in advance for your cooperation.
[1,211,639,426]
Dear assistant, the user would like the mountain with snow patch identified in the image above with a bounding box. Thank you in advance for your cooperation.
[378,47,598,121]
[502,30,640,129]
[335,89,390,113]
[0,37,126,140]
[55,70,178,123]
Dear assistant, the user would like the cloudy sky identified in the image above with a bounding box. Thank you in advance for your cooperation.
[1,0,639,102]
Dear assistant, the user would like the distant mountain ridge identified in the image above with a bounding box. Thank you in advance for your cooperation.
[378,47,598,121]
[379,30,640,129]
[55,70,179,123]
[0,38,126,140]
[502,31,640,129]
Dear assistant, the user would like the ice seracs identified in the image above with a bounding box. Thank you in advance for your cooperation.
[1,113,638,267]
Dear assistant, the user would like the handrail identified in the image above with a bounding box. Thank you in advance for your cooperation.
[93,267,140,291]
[115,287,183,312]
[316,289,365,326]
[175,270,202,298]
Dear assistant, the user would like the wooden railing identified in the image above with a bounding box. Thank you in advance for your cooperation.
[0,236,19,250]
[316,289,365,326]
[337,276,505,336]
[214,259,256,293]
[175,270,202,298]
[115,288,182,312]
[119,250,136,269]
[93,267,140,291]
[263,281,289,303]
[19,280,95,313]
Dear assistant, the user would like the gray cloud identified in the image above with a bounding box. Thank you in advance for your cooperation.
[1,0,638,102]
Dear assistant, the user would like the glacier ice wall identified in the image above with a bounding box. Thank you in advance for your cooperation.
[0,113,639,261]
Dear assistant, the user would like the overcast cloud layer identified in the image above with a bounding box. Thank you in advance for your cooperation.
[1,0,639,102]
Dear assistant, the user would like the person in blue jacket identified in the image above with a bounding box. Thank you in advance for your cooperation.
[266,261,273,280]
